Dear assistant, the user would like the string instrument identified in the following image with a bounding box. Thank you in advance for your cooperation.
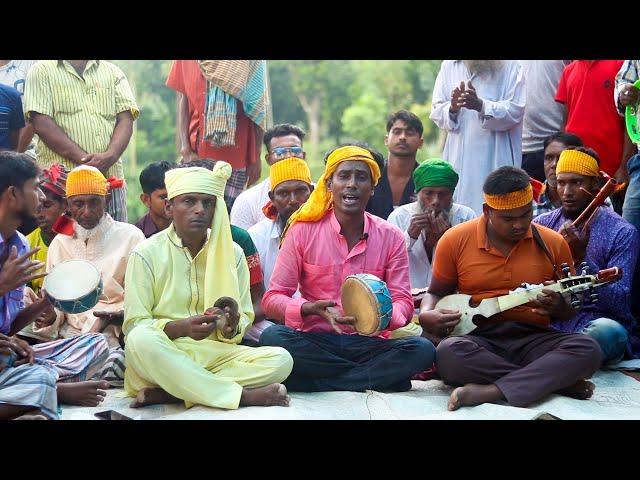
[572,171,619,230]
[436,263,622,337]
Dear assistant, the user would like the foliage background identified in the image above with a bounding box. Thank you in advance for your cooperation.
[113,60,444,221]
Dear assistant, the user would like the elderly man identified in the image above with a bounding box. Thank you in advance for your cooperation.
[430,60,525,215]
[421,166,602,410]
[24,60,139,222]
[231,123,307,229]
[534,148,640,364]
[123,163,293,409]
[259,144,435,392]
[0,152,110,409]
[388,159,475,289]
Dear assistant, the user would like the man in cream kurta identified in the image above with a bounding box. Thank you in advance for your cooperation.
[123,164,293,410]
[430,60,525,215]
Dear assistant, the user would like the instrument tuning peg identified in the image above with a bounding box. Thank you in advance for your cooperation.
[561,263,571,278]
[580,262,589,276]
[570,292,581,309]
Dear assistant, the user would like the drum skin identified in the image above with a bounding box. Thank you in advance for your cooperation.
[43,259,104,314]
[341,273,393,335]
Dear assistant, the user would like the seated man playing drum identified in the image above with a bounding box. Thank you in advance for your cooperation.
[122,164,293,409]
[387,158,476,290]
[419,166,602,410]
[534,147,640,364]
[0,152,110,409]
[259,144,436,392]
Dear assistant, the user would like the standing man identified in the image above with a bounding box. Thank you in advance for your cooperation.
[430,60,525,215]
[231,123,307,229]
[0,60,38,156]
[387,159,476,289]
[366,110,424,220]
[520,61,569,181]
[166,60,272,209]
[24,60,139,222]
[0,83,24,152]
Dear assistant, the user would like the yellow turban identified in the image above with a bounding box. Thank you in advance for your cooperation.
[269,157,312,190]
[165,162,250,321]
[281,146,381,241]
[556,149,601,177]
[484,184,533,210]
[66,166,108,197]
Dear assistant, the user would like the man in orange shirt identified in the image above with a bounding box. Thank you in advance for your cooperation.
[419,166,602,410]
[166,60,269,210]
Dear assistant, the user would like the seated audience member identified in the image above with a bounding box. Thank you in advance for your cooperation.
[134,161,177,238]
[388,158,475,289]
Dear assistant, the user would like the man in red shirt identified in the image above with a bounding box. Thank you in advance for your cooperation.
[555,60,635,212]
[166,61,264,209]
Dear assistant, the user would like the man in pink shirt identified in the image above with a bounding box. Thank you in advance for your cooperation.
[259,144,435,392]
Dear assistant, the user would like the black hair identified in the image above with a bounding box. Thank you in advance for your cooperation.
[139,161,178,194]
[323,141,385,173]
[483,166,531,195]
[263,123,306,151]
[386,110,424,137]
[179,158,216,171]
[0,151,40,196]
[543,132,583,151]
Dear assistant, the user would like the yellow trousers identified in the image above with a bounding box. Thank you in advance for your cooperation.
[124,325,293,410]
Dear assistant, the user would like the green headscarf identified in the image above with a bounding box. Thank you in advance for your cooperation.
[412,158,459,192]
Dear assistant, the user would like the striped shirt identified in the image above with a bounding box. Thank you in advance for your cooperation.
[615,60,640,115]
[23,60,139,178]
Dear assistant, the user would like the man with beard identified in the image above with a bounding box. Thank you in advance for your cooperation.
[420,166,602,410]
[0,152,111,410]
[259,144,435,392]
[430,60,525,215]
[534,147,639,364]
[366,110,424,220]
[246,157,313,343]
[388,159,475,290]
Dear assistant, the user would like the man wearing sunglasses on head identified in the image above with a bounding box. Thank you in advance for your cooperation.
[231,124,308,230]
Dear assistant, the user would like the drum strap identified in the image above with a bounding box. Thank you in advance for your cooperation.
[531,224,559,280]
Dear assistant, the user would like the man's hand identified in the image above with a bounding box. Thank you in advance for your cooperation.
[301,300,356,334]
[245,160,262,188]
[559,220,590,264]
[93,310,124,327]
[0,334,32,372]
[206,306,240,339]
[180,148,200,164]
[424,210,451,244]
[620,84,640,107]
[449,81,466,114]
[11,337,34,367]
[418,308,462,338]
[82,152,117,175]
[164,314,220,341]
[34,294,57,329]
[458,81,483,112]
[407,213,433,239]
[0,246,46,297]
[530,284,575,320]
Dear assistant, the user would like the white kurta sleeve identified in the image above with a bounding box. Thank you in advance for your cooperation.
[430,61,461,133]
[478,64,526,132]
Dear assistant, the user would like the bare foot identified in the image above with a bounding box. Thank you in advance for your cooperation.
[130,387,182,408]
[14,414,48,420]
[556,379,595,400]
[448,384,503,411]
[57,380,110,407]
[240,383,290,407]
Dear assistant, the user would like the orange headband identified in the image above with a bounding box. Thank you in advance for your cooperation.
[484,184,533,210]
